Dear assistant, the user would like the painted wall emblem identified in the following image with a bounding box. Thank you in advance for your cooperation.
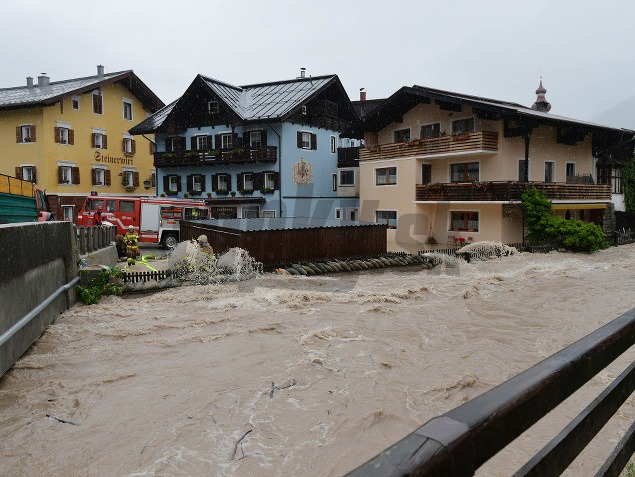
[292,158,312,185]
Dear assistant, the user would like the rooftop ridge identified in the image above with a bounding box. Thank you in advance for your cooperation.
[0,70,131,92]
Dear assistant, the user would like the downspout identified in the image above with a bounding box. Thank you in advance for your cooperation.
[267,124,283,218]
[0,276,80,347]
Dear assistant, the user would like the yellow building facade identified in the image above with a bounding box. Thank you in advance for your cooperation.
[0,66,164,220]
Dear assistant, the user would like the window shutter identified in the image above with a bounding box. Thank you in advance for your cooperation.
[243,132,250,146]
[311,133,317,150]
[237,173,244,190]
[131,140,136,155]
[163,175,170,191]
[71,167,80,184]
[103,135,107,149]
[151,173,156,187]
[176,175,182,192]
[273,172,280,190]
[297,131,302,148]
[233,133,241,147]
[186,174,193,191]
[69,129,75,145]
[57,166,63,184]
[149,141,155,154]
[215,134,221,150]
[200,175,206,192]
[54,127,60,144]
[32,167,37,184]
[261,130,267,146]
[92,133,97,148]
[15,166,22,178]
[227,174,232,191]
[166,138,172,152]
[92,169,97,185]
[31,125,36,142]
[121,174,127,186]
[211,174,218,192]
[16,127,21,143]
[253,173,263,191]
[190,136,196,151]
[105,170,111,186]
[122,138,126,152]
[179,137,186,151]
[133,172,139,187]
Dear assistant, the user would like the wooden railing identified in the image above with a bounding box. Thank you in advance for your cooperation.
[360,131,498,161]
[416,181,611,202]
[338,147,360,167]
[347,306,635,476]
[155,146,277,167]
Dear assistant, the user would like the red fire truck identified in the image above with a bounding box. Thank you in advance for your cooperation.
[77,194,210,249]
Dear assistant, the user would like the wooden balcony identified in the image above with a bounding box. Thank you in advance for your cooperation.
[337,147,360,168]
[154,146,277,167]
[415,181,611,202]
[360,131,498,161]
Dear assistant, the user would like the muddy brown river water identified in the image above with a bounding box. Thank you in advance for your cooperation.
[2,245,635,476]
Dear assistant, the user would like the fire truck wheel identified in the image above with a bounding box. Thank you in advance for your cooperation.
[161,233,179,250]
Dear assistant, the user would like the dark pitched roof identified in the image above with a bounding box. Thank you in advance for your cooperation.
[130,74,357,134]
[352,98,385,119]
[0,70,164,112]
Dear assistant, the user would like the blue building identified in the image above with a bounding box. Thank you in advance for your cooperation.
[130,71,361,220]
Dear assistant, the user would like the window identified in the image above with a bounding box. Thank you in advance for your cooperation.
[544,161,555,183]
[92,132,107,149]
[169,136,184,152]
[518,159,529,181]
[348,208,359,221]
[221,133,233,149]
[301,132,312,149]
[208,101,219,114]
[301,105,307,115]
[376,210,397,229]
[421,164,431,185]
[21,166,35,182]
[106,200,117,212]
[72,96,80,110]
[451,211,479,232]
[243,173,254,191]
[217,174,228,191]
[17,125,35,143]
[264,172,275,190]
[120,201,135,213]
[59,166,72,184]
[195,135,209,151]
[249,131,262,147]
[421,123,441,139]
[151,170,156,188]
[452,117,475,135]
[166,175,181,193]
[123,137,135,155]
[330,135,336,153]
[62,206,74,221]
[394,128,410,143]
[339,169,355,186]
[243,206,259,219]
[262,210,276,218]
[332,173,337,191]
[566,162,576,181]
[612,168,623,194]
[123,100,133,120]
[93,168,105,186]
[57,127,71,144]
[123,171,135,188]
[451,162,479,182]
[192,175,203,192]
[375,167,397,186]
[297,131,317,150]
[93,91,103,114]
[335,208,343,220]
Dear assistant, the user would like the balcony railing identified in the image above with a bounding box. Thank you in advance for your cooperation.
[415,181,611,202]
[337,147,360,168]
[360,131,498,161]
[154,146,277,167]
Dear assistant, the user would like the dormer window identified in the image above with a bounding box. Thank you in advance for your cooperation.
[208,101,219,114]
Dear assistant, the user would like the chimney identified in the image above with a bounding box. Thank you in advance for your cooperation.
[97,64,105,77]
[360,88,366,101]
[300,67,306,78]
[37,73,50,87]
[26,76,34,88]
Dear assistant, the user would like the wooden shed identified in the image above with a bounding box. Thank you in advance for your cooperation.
[180,218,387,267]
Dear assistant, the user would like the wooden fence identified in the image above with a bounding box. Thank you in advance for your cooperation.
[74,225,117,255]
[346,306,635,476]
[123,270,172,284]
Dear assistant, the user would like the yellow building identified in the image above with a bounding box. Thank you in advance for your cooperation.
[0,65,164,221]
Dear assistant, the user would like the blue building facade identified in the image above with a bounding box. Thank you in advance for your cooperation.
[130,74,360,220]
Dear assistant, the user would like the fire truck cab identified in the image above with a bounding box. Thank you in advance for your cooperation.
[77,195,209,249]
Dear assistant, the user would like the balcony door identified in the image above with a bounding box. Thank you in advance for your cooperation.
[544,161,555,183]
[421,164,432,185]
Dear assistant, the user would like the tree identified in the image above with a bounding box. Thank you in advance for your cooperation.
[622,156,635,212]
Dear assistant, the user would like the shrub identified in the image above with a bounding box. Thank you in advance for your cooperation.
[77,268,124,305]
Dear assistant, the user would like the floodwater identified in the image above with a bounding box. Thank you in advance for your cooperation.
[2,245,635,476]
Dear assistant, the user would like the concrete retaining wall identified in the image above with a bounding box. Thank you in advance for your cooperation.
[0,221,78,377]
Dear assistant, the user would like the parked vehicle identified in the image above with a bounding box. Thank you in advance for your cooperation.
[0,173,53,224]
[76,194,210,248]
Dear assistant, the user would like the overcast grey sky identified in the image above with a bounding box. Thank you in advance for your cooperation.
[2,0,634,126]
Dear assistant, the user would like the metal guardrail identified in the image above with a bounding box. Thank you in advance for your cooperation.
[346,307,635,476]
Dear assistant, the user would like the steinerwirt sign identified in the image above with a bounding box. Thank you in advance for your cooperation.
[94,151,134,165]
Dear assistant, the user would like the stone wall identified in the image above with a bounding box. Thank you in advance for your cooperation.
[0,221,78,377]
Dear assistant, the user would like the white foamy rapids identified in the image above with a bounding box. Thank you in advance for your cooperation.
[167,243,263,285]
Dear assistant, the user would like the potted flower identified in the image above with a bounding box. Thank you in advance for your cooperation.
[230,191,236,199]
[206,192,212,198]
[239,189,254,195]
[260,187,275,195]
[183,192,189,198]
[216,189,229,196]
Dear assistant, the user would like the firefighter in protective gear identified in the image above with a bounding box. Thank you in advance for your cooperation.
[124,225,140,265]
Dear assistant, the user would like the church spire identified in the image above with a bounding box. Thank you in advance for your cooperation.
[531,77,551,112]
